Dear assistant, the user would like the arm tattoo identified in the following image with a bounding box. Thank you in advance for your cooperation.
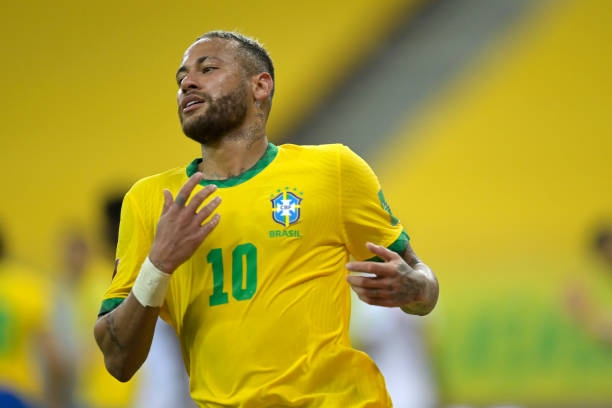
[407,256,420,268]
[104,312,125,352]
[404,249,420,268]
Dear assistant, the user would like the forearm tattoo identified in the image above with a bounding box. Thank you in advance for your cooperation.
[104,312,125,352]
[399,265,425,300]
[398,248,434,315]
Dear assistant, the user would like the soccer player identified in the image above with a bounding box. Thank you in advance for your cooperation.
[94,31,439,407]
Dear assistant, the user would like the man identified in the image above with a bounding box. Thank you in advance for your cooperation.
[94,31,439,407]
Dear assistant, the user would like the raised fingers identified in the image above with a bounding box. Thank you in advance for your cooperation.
[161,189,174,215]
[197,213,221,238]
[186,183,218,213]
[194,195,222,226]
[174,172,205,207]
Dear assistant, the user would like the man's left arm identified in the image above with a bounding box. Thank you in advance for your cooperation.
[345,242,439,315]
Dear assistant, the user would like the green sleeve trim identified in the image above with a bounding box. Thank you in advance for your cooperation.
[377,190,400,226]
[366,230,410,262]
[98,297,126,317]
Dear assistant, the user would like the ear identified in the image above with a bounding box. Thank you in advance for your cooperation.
[251,72,273,102]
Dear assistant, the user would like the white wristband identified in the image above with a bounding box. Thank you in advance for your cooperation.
[132,257,171,307]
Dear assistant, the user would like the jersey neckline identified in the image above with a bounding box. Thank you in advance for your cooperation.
[186,142,278,188]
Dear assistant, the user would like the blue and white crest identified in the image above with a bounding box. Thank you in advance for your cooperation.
[271,191,302,227]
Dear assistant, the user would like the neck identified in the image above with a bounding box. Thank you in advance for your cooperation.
[198,135,269,180]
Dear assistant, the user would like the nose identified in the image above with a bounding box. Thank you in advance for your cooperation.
[179,71,199,92]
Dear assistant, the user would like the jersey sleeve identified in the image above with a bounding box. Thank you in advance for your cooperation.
[338,145,409,261]
[98,184,155,316]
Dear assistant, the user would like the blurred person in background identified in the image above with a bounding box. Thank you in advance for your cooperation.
[51,224,139,408]
[94,30,438,407]
[134,317,197,408]
[350,296,439,408]
[0,222,67,408]
[564,223,612,345]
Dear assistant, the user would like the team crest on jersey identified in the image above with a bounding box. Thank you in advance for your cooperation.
[271,189,303,227]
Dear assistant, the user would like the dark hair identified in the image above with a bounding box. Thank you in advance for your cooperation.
[0,225,4,260]
[103,193,124,250]
[196,31,275,97]
[594,226,612,253]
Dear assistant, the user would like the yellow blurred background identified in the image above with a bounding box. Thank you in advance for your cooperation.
[1,0,611,406]
[0,0,417,265]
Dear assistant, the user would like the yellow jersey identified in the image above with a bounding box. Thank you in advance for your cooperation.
[100,143,408,407]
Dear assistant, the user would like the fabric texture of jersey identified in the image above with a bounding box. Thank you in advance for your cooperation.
[100,143,408,407]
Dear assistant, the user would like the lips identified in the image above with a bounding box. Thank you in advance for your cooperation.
[181,94,206,113]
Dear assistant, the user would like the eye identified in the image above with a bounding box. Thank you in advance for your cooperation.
[175,66,217,87]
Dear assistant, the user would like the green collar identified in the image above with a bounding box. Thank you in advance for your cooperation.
[186,143,278,188]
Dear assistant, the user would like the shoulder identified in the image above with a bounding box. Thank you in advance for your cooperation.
[276,143,361,164]
[277,143,346,155]
[126,164,192,198]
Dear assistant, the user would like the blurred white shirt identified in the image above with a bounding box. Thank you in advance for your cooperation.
[350,292,439,408]
[134,318,197,408]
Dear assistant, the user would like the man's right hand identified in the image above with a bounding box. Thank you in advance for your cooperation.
[149,172,222,273]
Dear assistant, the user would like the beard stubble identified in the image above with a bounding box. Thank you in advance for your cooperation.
[180,83,249,145]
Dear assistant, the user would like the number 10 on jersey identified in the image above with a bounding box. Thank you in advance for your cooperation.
[207,243,258,306]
